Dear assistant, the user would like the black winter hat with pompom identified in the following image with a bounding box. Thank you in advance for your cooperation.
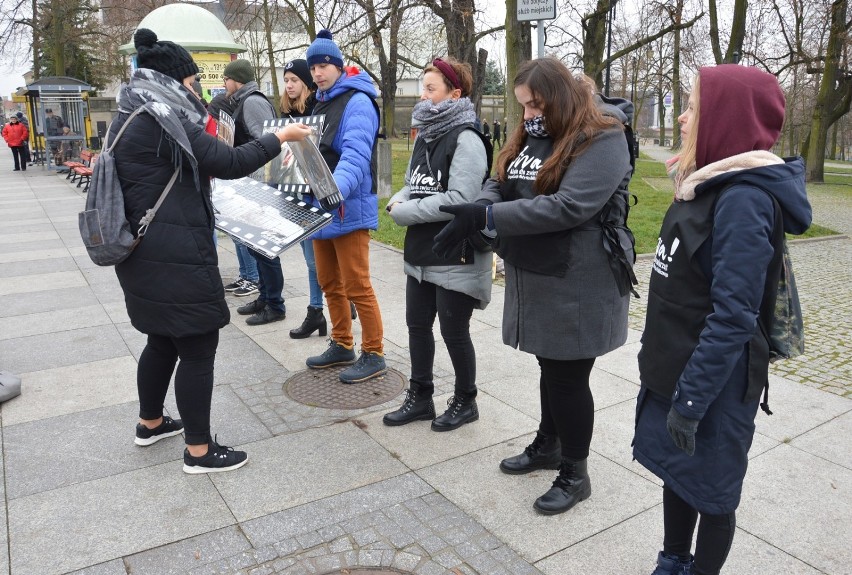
[134,28,199,83]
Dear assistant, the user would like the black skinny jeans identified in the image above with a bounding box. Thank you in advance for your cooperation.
[137,331,219,445]
[536,356,596,460]
[406,275,477,398]
[663,485,736,575]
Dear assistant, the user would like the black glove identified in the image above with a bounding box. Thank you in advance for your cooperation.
[666,407,699,456]
[432,203,487,259]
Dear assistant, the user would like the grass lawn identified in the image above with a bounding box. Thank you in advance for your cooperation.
[371,139,840,254]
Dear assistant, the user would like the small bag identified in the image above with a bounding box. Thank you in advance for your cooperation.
[763,242,805,362]
[78,107,179,266]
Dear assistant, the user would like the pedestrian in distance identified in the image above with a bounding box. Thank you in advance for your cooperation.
[492,118,501,148]
[482,119,490,139]
[114,29,312,474]
[384,57,493,432]
[223,59,289,326]
[302,29,387,385]
[2,116,28,171]
[633,65,811,575]
[279,58,329,340]
[433,57,635,515]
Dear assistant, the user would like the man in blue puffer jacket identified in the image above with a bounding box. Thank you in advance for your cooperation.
[303,30,387,384]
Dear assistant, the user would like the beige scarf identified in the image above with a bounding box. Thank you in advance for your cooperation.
[675,150,783,201]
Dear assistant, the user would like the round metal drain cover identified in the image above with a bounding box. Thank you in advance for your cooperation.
[322,571,414,575]
[285,367,406,409]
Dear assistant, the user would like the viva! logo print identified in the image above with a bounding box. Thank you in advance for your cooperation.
[652,236,680,278]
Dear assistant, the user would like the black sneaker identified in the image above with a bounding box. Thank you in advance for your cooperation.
[306,339,356,369]
[135,415,184,446]
[339,351,387,384]
[237,298,266,315]
[233,279,259,297]
[224,277,243,292]
[246,307,285,326]
[183,437,248,474]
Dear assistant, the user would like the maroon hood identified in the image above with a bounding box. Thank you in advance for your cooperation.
[696,65,785,169]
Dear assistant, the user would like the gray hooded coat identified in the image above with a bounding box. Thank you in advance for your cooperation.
[478,101,633,360]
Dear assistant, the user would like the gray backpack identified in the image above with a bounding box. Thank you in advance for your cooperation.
[78,106,179,266]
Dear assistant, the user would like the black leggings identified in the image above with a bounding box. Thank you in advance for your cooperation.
[663,485,736,575]
[536,356,596,460]
[406,275,477,398]
[137,331,219,445]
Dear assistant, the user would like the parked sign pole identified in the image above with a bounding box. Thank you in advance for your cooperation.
[516,0,557,59]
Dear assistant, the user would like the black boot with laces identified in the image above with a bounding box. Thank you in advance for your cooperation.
[431,394,479,432]
[533,457,591,515]
[499,432,561,475]
[383,387,435,426]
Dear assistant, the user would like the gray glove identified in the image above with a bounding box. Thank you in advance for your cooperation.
[666,407,699,456]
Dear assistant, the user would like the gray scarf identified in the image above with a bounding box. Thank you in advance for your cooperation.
[117,68,208,188]
[411,97,477,140]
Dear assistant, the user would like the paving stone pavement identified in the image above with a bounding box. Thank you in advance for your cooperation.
[0,165,850,575]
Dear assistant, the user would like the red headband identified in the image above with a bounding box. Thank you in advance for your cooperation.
[432,58,461,90]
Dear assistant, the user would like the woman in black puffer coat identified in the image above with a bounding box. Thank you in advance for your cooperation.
[115,29,310,474]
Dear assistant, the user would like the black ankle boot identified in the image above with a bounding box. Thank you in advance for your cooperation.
[499,433,562,475]
[289,306,327,339]
[383,387,435,426]
[533,457,591,515]
[431,395,479,432]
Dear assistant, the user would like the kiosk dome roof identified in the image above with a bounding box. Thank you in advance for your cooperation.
[118,4,246,54]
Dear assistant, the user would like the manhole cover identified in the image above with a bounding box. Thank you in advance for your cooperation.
[285,367,406,409]
[322,571,414,575]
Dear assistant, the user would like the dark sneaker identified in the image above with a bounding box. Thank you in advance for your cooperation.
[339,351,387,384]
[431,395,479,432]
[233,279,259,297]
[246,307,285,326]
[224,277,243,292]
[651,551,694,575]
[135,415,184,446]
[306,339,356,369]
[237,298,266,315]
[183,437,248,474]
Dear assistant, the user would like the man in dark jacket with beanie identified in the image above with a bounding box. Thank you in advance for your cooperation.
[222,59,288,326]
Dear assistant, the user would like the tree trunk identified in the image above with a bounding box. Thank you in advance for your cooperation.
[708,0,722,64]
[31,0,40,80]
[671,0,683,150]
[581,0,610,88]
[504,0,531,135]
[724,0,748,63]
[262,0,280,113]
[658,88,666,147]
[805,0,850,183]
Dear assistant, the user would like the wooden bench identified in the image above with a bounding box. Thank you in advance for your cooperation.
[68,150,94,182]
[73,152,98,192]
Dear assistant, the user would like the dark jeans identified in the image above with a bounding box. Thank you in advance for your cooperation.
[249,250,285,313]
[406,275,477,398]
[11,146,26,170]
[663,485,736,575]
[137,331,219,445]
[536,356,596,460]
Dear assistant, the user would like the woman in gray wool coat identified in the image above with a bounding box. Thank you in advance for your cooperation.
[434,57,635,514]
[384,57,492,432]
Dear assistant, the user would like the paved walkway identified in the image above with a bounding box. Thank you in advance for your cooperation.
[0,163,850,575]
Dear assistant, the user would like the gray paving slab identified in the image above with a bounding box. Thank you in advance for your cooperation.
[738,443,852,575]
[359,391,538,470]
[124,525,253,575]
[0,237,65,255]
[0,303,112,341]
[67,559,129,575]
[0,285,100,318]
[3,400,183,499]
[0,268,87,296]
[0,421,8,575]
[755,374,852,442]
[8,461,235,575]
[1,355,139,425]
[209,422,409,522]
[791,409,852,469]
[0,323,130,374]
[0,246,72,264]
[417,445,660,563]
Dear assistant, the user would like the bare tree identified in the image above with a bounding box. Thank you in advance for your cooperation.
[708,0,747,64]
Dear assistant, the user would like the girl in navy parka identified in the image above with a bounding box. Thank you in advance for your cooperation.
[633,66,812,575]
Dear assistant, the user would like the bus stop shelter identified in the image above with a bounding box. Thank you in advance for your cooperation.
[23,76,92,170]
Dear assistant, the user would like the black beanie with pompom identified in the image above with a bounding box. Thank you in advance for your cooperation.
[134,28,199,83]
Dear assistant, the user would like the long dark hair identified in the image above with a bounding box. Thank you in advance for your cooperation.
[497,58,620,194]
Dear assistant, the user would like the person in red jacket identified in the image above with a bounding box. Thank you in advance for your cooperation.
[2,116,29,171]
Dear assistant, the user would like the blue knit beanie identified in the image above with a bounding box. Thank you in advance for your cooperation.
[306,30,344,69]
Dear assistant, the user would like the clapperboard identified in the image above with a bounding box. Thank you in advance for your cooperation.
[212,115,338,259]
